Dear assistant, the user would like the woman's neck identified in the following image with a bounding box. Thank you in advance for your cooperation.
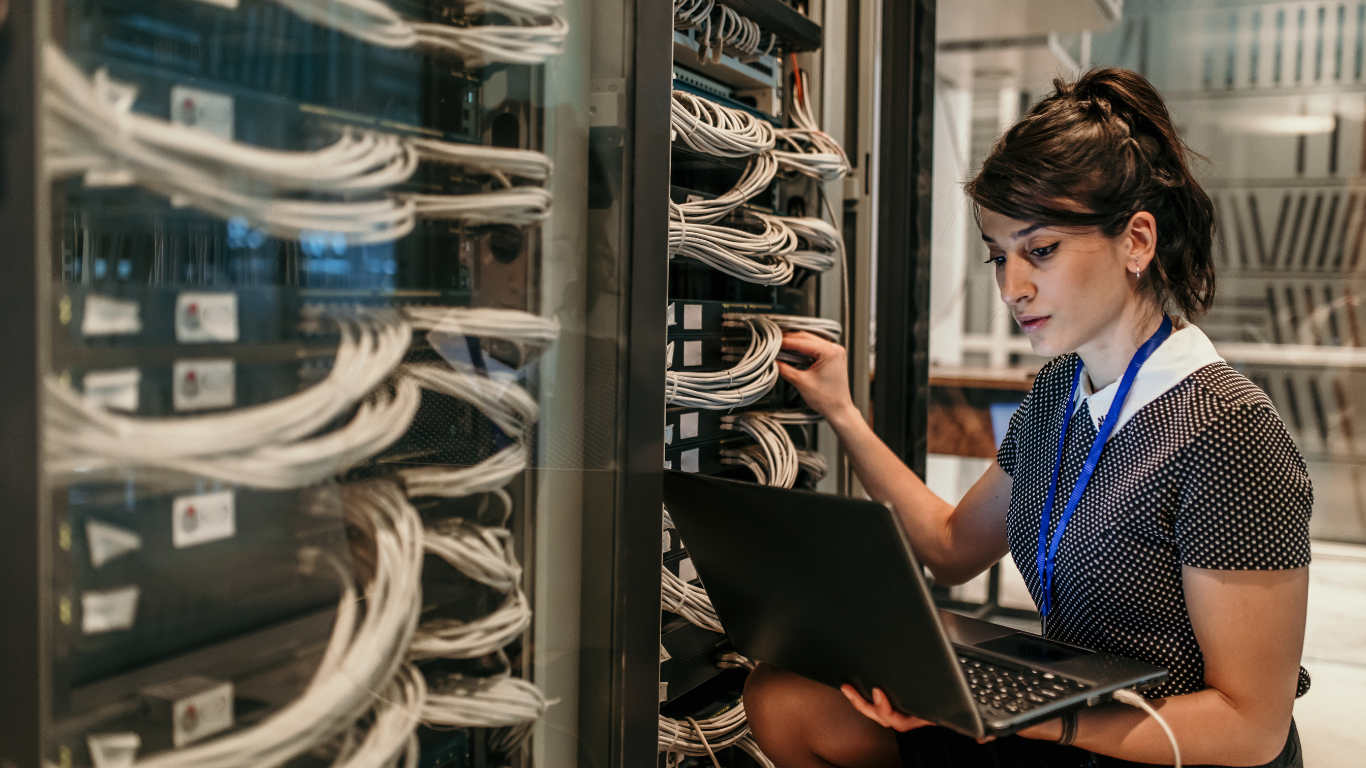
[1075,306,1166,391]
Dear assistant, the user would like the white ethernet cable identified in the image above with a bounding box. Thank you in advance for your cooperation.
[669,207,797,286]
[726,312,842,343]
[773,69,851,182]
[402,186,552,227]
[796,449,827,483]
[329,663,424,768]
[721,412,798,488]
[735,734,778,768]
[407,588,532,659]
[658,703,754,764]
[403,305,560,366]
[661,563,723,632]
[47,311,411,469]
[1111,689,1181,768]
[669,153,778,224]
[410,138,552,183]
[672,90,775,158]
[425,517,523,593]
[666,315,783,409]
[268,0,568,66]
[768,214,844,274]
[422,671,547,729]
[133,481,424,768]
[720,445,772,487]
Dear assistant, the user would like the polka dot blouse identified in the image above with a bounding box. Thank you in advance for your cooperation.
[997,354,1313,700]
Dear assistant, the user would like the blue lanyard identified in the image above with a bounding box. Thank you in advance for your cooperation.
[1036,316,1173,624]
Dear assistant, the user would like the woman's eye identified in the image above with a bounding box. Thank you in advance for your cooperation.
[1029,243,1059,258]
[983,254,1006,266]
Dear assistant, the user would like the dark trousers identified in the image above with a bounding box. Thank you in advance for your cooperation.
[897,719,1302,768]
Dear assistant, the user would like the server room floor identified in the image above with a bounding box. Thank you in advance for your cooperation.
[928,455,1366,768]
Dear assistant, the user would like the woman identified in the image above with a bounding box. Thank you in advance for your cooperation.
[745,68,1310,768]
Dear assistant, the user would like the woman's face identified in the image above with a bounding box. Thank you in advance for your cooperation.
[979,208,1155,358]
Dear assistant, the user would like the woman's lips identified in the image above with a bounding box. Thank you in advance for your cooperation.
[1017,315,1050,334]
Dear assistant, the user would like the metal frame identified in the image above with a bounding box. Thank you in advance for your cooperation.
[872,0,936,478]
[0,0,50,764]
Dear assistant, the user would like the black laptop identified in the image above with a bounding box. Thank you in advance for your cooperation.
[662,471,1167,740]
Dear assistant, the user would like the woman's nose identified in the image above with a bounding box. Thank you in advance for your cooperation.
[998,256,1035,306]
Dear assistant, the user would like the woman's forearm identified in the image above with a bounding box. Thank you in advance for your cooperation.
[1023,689,1291,766]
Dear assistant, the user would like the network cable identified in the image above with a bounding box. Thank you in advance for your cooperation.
[402,186,553,227]
[669,208,796,285]
[425,518,523,593]
[661,563,723,633]
[669,153,778,224]
[422,670,547,730]
[666,315,783,409]
[657,702,756,765]
[773,65,851,182]
[132,481,425,768]
[721,412,798,488]
[770,214,845,274]
[672,90,775,157]
[330,663,425,768]
[796,449,828,483]
[726,312,842,342]
[268,0,569,66]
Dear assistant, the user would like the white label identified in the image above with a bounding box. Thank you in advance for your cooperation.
[683,304,703,330]
[681,448,700,473]
[87,732,141,768]
[175,292,239,343]
[665,423,674,445]
[83,368,141,412]
[659,681,668,702]
[172,359,235,412]
[686,194,705,203]
[81,585,140,634]
[172,490,236,549]
[664,460,672,469]
[662,529,672,553]
[172,681,234,747]
[667,303,676,326]
[171,86,234,141]
[86,519,142,568]
[679,411,699,440]
[683,340,703,367]
[82,295,142,337]
[678,557,698,582]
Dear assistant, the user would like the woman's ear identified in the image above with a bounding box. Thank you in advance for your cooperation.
[1125,211,1158,274]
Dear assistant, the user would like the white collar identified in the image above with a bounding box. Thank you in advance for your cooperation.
[1073,323,1224,434]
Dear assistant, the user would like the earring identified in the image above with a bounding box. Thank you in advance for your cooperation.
[1134,265,1141,279]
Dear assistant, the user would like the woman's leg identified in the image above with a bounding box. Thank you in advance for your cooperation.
[744,663,902,768]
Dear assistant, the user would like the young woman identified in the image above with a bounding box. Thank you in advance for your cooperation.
[744,68,1311,768]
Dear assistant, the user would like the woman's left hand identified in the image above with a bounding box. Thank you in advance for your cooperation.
[839,686,935,732]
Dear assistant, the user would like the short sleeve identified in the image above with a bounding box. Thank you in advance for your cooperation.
[1176,403,1313,569]
[995,389,1033,478]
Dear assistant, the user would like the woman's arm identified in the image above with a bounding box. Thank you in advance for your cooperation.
[1020,566,1308,765]
[779,332,1012,584]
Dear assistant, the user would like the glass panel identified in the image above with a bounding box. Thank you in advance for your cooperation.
[41,1,613,766]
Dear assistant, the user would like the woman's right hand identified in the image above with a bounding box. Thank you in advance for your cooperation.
[777,331,856,421]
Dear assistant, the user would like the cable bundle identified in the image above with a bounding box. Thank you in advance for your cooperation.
[661,563,723,632]
[269,0,568,66]
[768,214,845,274]
[425,518,523,592]
[410,138,552,183]
[402,186,553,227]
[47,311,413,483]
[329,663,425,768]
[673,0,778,64]
[404,306,560,352]
[797,449,827,483]
[669,153,777,224]
[721,412,798,488]
[132,481,425,768]
[423,671,547,729]
[672,91,775,157]
[669,210,796,285]
[666,315,782,409]
[408,589,531,660]
[657,702,754,765]
[726,312,842,343]
[773,69,851,182]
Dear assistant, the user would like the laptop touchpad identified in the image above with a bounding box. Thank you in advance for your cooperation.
[974,633,1092,664]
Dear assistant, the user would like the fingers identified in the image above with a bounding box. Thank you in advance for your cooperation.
[780,331,837,355]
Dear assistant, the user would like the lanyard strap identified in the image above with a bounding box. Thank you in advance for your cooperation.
[1036,316,1173,620]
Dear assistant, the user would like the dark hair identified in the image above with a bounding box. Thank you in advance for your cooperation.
[964,67,1216,318]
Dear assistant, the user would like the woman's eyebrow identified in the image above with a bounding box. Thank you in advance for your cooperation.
[981,223,1043,245]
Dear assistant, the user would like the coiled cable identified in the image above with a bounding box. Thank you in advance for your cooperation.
[666,316,783,409]
[672,90,775,157]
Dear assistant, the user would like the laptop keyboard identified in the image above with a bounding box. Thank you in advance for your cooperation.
[957,655,1089,716]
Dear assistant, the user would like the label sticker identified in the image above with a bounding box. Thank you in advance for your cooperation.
[83,368,141,412]
[664,460,672,470]
[82,295,142,337]
[683,304,703,330]
[86,519,143,568]
[678,557,698,582]
[659,681,668,703]
[662,529,672,553]
[679,411,699,440]
[175,292,239,343]
[81,585,140,634]
[683,340,703,367]
[172,490,236,549]
[173,681,234,747]
[681,448,700,473]
[665,423,674,445]
[87,732,141,768]
[686,194,705,203]
[172,359,235,412]
[171,86,234,141]
[667,303,676,326]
